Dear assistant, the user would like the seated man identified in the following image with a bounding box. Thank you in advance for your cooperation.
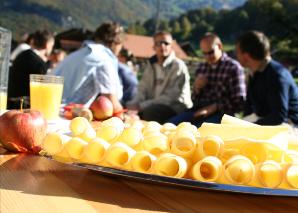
[54,22,124,114]
[126,31,192,124]
[169,32,246,127]
[236,30,298,125]
[8,30,54,109]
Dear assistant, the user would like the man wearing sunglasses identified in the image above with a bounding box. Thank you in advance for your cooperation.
[169,32,246,126]
[126,31,192,123]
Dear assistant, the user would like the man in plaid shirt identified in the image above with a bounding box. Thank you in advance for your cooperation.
[169,33,246,127]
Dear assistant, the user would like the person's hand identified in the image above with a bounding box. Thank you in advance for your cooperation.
[124,110,140,123]
[193,104,218,118]
[193,75,208,94]
[114,112,124,120]
[126,102,140,111]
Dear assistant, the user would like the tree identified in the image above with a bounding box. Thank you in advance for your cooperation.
[180,16,192,40]
[127,21,147,35]
[158,20,171,32]
[171,20,181,35]
[143,18,156,35]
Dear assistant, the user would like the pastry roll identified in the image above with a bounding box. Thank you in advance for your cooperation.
[142,133,168,155]
[171,130,197,158]
[256,160,283,188]
[130,150,157,173]
[284,163,298,189]
[191,156,222,182]
[53,147,72,163]
[42,132,71,155]
[80,137,110,164]
[96,125,122,143]
[104,142,136,169]
[195,135,224,160]
[153,153,188,178]
[118,127,143,148]
[70,117,96,142]
[65,137,88,160]
[223,155,255,185]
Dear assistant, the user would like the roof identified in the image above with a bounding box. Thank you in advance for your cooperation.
[56,30,188,60]
[123,34,188,60]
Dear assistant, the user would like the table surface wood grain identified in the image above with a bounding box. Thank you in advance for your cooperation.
[1,148,298,213]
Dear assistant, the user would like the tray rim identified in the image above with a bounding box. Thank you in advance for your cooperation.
[45,156,298,197]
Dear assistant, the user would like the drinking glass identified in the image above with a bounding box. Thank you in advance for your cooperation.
[0,27,11,114]
[30,74,64,120]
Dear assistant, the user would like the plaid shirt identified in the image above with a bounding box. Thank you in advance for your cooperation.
[193,53,246,115]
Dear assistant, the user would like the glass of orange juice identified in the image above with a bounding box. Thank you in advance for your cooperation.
[0,87,7,113]
[30,74,64,120]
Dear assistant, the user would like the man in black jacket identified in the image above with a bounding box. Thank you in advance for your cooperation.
[7,30,54,109]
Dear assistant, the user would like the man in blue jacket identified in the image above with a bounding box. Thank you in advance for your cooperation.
[236,30,298,125]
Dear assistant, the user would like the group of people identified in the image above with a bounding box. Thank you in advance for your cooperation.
[7,21,298,127]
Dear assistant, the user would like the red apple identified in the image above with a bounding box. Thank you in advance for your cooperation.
[0,110,47,153]
[89,96,114,120]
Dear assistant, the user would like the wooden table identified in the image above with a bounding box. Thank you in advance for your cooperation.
[1,148,298,213]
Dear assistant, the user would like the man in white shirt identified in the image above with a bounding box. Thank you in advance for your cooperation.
[54,22,124,114]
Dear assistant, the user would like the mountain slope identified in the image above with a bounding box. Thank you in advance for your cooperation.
[0,0,246,39]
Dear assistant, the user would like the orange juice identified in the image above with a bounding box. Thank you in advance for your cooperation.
[0,91,7,111]
[30,75,64,120]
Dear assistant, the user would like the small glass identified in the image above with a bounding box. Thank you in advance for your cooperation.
[0,27,11,114]
[30,74,64,120]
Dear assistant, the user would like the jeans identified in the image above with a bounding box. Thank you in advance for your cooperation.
[139,104,177,124]
[168,109,224,127]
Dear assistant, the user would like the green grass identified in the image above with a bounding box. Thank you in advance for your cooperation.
[295,78,298,85]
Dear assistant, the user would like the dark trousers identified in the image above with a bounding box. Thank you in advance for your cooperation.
[139,104,177,124]
[168,109,224,127]
[7,96,30,109]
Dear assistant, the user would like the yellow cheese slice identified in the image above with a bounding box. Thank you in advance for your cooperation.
[199,123,290,141]
[221,114,259,126]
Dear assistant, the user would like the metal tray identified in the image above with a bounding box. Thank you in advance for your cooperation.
[54,158,298,197]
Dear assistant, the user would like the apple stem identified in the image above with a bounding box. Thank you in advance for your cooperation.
[20,97,24,112]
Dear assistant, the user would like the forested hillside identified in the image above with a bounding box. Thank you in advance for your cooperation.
[128,0,298,62]
[0,0,245,39]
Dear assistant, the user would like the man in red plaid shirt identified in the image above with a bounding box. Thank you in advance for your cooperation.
[169,32,246,127]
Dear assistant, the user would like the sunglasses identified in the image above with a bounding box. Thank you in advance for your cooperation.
[154,40,171,47]
[202,49,215,56]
